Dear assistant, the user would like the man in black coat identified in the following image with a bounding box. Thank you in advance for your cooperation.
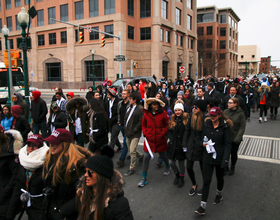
[47,102,67,136]
[204,82,221,108]
[215,77,225,97]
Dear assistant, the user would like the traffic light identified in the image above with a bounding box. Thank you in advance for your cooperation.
[14,51,23,67]
[133,61,138,69]
[101,36,105,47]
[79,31,84,44]
[4,50,16,68]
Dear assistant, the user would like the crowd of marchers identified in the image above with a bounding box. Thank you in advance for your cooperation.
[0,72,279,219]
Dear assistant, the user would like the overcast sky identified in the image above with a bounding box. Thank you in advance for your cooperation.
[198,0,280,67]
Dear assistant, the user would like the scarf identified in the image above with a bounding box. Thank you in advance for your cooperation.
[87,109,95,129]
[19,144,49,171]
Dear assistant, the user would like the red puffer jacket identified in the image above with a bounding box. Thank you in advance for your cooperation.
[142,108,169,153]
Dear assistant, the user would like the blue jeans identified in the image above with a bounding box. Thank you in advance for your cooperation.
[33,121,48,138]
[119,125,128,162]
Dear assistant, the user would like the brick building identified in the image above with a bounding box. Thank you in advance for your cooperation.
[0,0,198,89]
[259,56,271,74]
[197,6,240,78]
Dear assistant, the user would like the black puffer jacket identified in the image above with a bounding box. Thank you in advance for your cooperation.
[201,119,231,167]
[31,98,48,123]
[47,109,67,135]
[90,112,109,150]
[14,115,31,143]
[182,113,205,161]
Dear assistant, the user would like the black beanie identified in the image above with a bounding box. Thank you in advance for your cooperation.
[208,82,214,88]
[85,145,114,179]
[193,100,207,112]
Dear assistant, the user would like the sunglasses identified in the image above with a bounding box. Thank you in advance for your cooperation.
[193,106,198,110]
[228,102,234,104]
[85,169,94,178]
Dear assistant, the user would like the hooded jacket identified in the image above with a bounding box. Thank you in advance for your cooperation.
[47,108,67,135]
[257,85,271,108]
[11,105,30,143]
[31,91,48,123]
[14,93,29,119]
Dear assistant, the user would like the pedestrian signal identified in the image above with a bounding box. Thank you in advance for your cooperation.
[133,61,138,69]
[14,51,23,67]
[101,36,105,47]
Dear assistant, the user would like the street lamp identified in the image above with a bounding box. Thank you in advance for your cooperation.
[200,56,203,78]
[90,49,96,90]
[17,7,30,120]
[2,25,12,105]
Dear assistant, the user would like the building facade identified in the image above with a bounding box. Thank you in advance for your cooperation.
[259,56,271,74]
[0,0,197,89]
[238,45,261,76]
[197,6,240,78]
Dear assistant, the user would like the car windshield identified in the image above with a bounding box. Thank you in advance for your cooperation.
[112,79,131,87]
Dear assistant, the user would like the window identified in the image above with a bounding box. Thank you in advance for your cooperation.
[160,29,164,41]
[89,0,99,17]
[37,0,43,2]
[60,4,68,21]
[190,39,193,49]
[86,60,105,81]
[206,39,212,48]
[6,0,11,9]
[48,7,56,24]
[187,15,192,30]
[179,35,183,47]
[105,0,115,15]
[252,55,255,58]
[6,17,12,31]
[38,34,45,46]
[25,0,29,5]
[128,0,134,17]
[187,0,192,9]
[187,38,189,49]
[197,27,204,36]
[206,53,212,59]
[175,34,178,45]
[197,40,203,49]
[175,8,181,25]
[15,0,21,7]
[220,53,225,59]
[0,41,1,51]
[229,40,231,49]
[229,28,231,36]
[49,33,56,45]
[216,14,219,23]
[207,26,212,35]
[217,27,218,35]
[197,13,214,23]
[15,15,21,30]
[47,63,61,81]
[161,0,167,19]
[0,19,2,33]
[162,61,168,79]
[165,30,170,43]
[220,40,226,49]
[220,14,226,23]
[8,39,13,49]
[75,1,84,20]
[104,25,113,38]
[60,31,67,43]
[140,0,151,18]
[89,27,99,40]
[140,27,151,40]
[128,26,134,40]
[37,9,44,26]
[220,27,226,36]
[228,16,231,25]
[233,31,235,39]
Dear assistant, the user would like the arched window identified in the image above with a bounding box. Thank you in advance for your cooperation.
[82,55,107,82]
[44,58,63,81]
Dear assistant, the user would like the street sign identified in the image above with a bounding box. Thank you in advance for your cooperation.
[115,55,125,58]
[114,57,127,61]
[179,66,185,73]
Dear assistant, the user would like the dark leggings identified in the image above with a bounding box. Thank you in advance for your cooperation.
[270,107,278,116]
[231,142,240,168]
[170,159,185,175]
[186,160,203,186]
[201,163,224,202]
[259,104,267,117]
[246,105,251,118]
[143,151,169,173]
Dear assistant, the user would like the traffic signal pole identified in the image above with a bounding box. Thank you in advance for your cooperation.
[7,41,13,106]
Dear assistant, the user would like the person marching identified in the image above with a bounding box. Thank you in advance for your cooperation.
[257,82,270,122]
[47,102,67,136]
[138,98,170,187]
[183,100,207,196]
[224,98,246,175]
[195,107,232,216]
[167,101,189,188]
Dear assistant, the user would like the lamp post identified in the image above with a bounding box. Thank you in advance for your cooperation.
[200,56,203,78]
[91,49,96,89]
[2,25,12,105]
[17,7,30,118]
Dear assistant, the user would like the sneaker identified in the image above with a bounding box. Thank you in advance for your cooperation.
[264,117,267,122]
[116,159,124,167]
[138,178,148,187]
[156,161,163,167]
[197,189,203,196]
[259,117,262,123]
[228,167,235,176]
[115,147,122,153]
[213,194,223,205]
[163,167,171,176]
[139,155,144,166]
[195,206,205,216]
[189,185,198,196]
[124,170,135,177]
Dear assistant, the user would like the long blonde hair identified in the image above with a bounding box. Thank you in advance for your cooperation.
[169,112,189,130]
[42,142,86,186]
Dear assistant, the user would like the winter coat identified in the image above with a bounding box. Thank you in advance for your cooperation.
[85,91,94,102]
[117,100,130,125]
[216,81,225,93]
[13,115,31,143]
[241,88,254,107]
[14,93,29,120]
[257,85,271,109]
[42,146,93,220]
[224,107,246,144]
[167,114,188,161]
[169,89,177,106]
[269,86,280,108]
[47,109,67,135]
[107,97,119,129]
[142,108,169,153]
[124,104,143,139]
[220,94,247,117]
[81,106,90,144]
[204,89,221,107]
[1,115,13,131]
[201,119,231,167]
[31,98,48,123]
[0,130,23,218]
[182,113,205,161]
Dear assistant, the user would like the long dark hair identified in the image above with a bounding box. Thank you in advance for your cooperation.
[89,99,109,128]
[2,105,12,119]
[0,133,9,156]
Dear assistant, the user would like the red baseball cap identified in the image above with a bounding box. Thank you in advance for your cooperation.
[44,129,72,145]
[209,107,222,116]
[25,134,44,146]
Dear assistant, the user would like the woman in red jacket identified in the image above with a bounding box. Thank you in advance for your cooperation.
[138,98,170,187]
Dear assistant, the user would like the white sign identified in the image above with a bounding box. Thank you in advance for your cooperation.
[179,66,185,74]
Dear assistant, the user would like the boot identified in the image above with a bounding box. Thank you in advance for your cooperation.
[228,167,235,176]
[177,176,185,188]
[173,172,179,185]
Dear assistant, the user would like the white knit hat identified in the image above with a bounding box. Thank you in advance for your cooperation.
[174,103,184,111]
